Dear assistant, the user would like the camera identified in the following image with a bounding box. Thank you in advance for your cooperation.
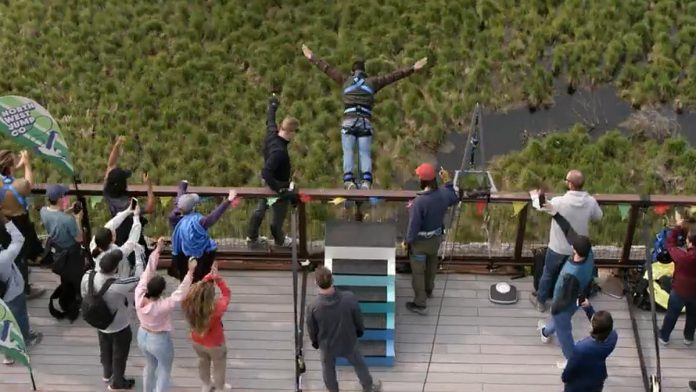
[130,198,138,210]
[72,201,83,214]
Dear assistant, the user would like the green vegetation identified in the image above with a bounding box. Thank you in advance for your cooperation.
[0,0,695,190]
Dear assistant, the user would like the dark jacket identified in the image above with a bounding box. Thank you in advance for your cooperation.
[308,56,415,118]
[261,99,291,192]
[306,288,364,356]
[406,183,459,244]
[666,227,696,299]
[562,305,618,392]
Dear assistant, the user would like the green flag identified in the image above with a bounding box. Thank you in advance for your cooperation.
[618,204,631,221]
[0,298,31,369]
[0,96,74,176]
[89,195,103,209]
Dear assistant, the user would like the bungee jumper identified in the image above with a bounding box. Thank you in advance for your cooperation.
[301,44,427,190]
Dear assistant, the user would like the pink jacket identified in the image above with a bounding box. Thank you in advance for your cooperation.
[135,248,192,332]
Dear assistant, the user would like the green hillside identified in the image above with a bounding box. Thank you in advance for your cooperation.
[1,0,695,189]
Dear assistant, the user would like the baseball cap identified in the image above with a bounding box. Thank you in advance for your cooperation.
[415,163,436,181]
[46,184,70,203]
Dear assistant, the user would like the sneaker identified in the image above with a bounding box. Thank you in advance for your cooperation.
[684,338,693,346]
[556,359,567,369]
[529,292,547,312]
[278,236,293,247]
[426,290,433,298]
[369,380,383,392]
[27,286,46,300]
[103,377,112,383]
[27,331,42,347]
[405,301,428,315]
[344,181,357,190]
[108,378,135,391]
[246,236,268,246]
[688,380,696,391]
[537,320,551,344]
[3,357,15,365]
[659,337,669,346]
[360,181,371,190]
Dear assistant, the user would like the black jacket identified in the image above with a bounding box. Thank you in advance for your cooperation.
[306,289,364,356]
[261,99,291,192]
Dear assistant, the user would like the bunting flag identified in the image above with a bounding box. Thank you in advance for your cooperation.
[231,197,242,208]
[406,200,414,209]
[266,197,279,206]
[0,96,74,175]
[475,200,486,216]
[689,205,696,216]
[0,298,31,369]
[89,195,103,209]
[653,204,670,216]
[618,204,631,221]
[512,201,527,217]
[160,196,172,207]
[330,197,346,205]
[299,192,312,204]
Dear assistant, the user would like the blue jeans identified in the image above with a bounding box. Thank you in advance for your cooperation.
[5,293,30,342]
[537,248,569,304]
[659,291,696,342]
[341,118,373,183]
[543,306,577,359]
[137,327,174,392]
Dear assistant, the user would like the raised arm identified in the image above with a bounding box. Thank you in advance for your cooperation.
[168,180,189,227]
[303,44,348,85]
[143,173,156,214]
[104,136,125,182]
[118,208,142,257]
[199,190,237,229]
[16,150,33,186]
[266,96,279,135]
[134,239,161,308]
[370,57,427,91]
[104,204,134,232]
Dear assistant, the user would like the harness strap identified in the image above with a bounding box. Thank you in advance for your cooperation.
[343,77,375,95]
[344,106,372,116]
[2,177,28,209]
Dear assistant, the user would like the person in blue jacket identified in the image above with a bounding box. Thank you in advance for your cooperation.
[562,298,618,392]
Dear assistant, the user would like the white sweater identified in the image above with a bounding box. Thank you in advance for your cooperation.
[548,191,603,255]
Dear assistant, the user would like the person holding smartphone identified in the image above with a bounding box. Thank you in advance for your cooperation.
[90,199,143,279]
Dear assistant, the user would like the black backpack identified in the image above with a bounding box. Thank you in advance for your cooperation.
[81,270,116,329]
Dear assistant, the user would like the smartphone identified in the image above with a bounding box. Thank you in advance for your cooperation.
[577,294,587,307]
[72,201,83,214]
[538,191,546,207]
[130,198,138,210]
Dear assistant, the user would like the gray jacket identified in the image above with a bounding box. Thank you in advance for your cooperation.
[548,191,603,255]
[306,289,364,356]
[80,257,144,334]
[0,222,25,302]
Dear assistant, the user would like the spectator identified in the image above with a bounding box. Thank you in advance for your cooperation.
[562,299,618,392]
[181,262,231,392]
[103,136,156,271]
[135,237,194,392]
[80,246,145,390]
[90,202,143,279]
[170,185,238,282]
[306,266,382,392]
[246,94,299,247]
[404,164,459,315]
[302,44,427,189]
[530,170,602,312]
[40,184,84,321]
[537,211,595,368]
[0,150,45,299]
[1,217,42,365]
[658,214,696,346]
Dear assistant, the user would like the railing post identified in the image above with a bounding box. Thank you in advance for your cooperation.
[513,204,529,262]
[298,202,309,258]
[621,204,640,263]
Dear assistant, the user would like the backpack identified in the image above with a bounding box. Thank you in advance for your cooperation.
[652,228,685,263]
[81,270,116,329]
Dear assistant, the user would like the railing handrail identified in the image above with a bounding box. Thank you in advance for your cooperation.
[29,183,696,205]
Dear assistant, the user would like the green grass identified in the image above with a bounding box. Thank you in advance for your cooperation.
[0,0,694,190]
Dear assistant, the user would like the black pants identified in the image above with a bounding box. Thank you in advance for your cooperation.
[98,326,132,387]
[246,198,289,245]
[174,251,216,283]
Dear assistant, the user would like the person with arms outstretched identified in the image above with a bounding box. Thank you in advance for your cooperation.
[302,44,427,189]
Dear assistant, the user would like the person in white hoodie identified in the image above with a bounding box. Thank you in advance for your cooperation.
[90,200,142,278]
[530,170,603,312]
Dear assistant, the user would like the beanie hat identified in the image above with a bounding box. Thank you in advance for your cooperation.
[572,235,592,258]
[99,249,123,274]
[177,193,200,214]
[415,163,436,181]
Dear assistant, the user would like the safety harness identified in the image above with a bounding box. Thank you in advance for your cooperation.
[2,176,28,210]
[342,76,374,118]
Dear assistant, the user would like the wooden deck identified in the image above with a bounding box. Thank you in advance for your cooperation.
[1,267,690,392]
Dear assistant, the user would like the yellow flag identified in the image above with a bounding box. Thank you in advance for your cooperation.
[160,196,172,207]
[330,197,346,205]
[512,201,528,217]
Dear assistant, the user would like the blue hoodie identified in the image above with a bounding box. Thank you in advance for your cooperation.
[562,306,618,392]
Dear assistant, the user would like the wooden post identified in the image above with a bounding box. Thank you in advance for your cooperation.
[513,204,529,262]
[621,205,640,263]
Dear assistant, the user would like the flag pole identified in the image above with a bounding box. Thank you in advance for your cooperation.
[29,368,37,390]
[72,173,92,250]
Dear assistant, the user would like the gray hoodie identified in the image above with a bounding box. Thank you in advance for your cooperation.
[548,191,603,255]
[0,222,25,302]
[306,289,364,356]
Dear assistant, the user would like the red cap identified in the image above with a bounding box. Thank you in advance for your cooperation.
[415,163,436,181]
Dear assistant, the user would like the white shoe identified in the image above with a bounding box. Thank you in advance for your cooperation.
[3,357,15,365]
[659,337,669,346]
[537,320,551,343]
[556,359,567,369]
[685,338,693,346]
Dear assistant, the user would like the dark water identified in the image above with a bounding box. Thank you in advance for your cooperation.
[437,83,696,171]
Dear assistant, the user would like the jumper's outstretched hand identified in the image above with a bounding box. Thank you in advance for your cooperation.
[15,150,30,169]
[439,167,450,183]
[414,57,428,71]
[302,44,313,60]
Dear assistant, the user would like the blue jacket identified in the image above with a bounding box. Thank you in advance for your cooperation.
[406,183,459,243]
[171,212,217,258]
[551,250,595,315]
[562,306,618,392]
